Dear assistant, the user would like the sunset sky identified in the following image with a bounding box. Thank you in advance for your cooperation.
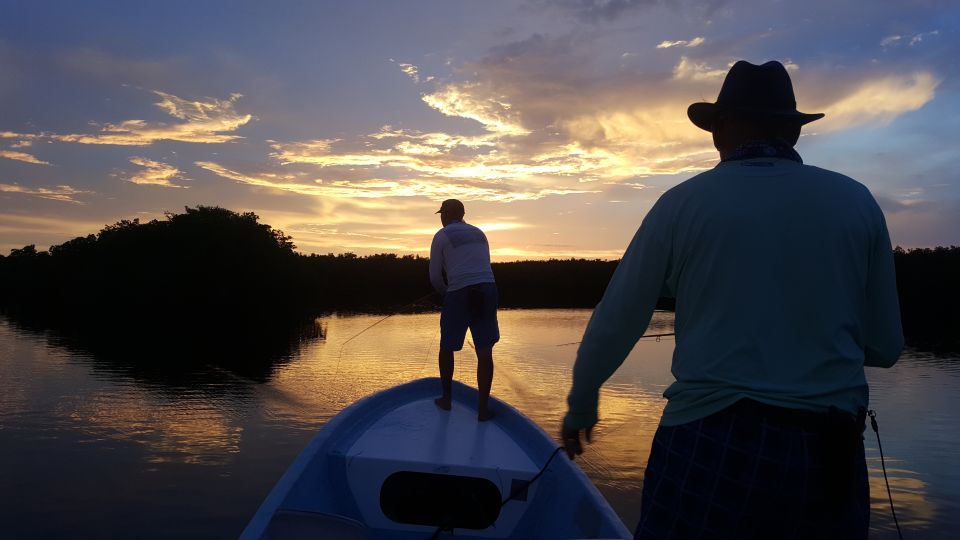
[1,0,957,260]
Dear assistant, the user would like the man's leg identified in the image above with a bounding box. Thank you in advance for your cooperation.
[476,347,494,421]
[437,288,468,411]
[435,349,455,410]
[470,282,499,421]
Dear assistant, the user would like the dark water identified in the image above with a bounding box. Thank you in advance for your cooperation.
[1,311,957,538]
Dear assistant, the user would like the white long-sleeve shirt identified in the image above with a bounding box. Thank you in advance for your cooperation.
[429,220,495,294]
[566,158,904,428]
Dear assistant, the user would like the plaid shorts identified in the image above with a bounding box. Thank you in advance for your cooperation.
[636,399,869,540]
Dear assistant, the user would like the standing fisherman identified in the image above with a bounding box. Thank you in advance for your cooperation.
[561,61,903,538]
[430,199,500,421]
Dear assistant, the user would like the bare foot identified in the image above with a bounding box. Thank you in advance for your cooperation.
[478,409,494,422]
[434,397,451,411]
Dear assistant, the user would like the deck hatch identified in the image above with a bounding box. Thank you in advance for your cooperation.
[380,471,502,529]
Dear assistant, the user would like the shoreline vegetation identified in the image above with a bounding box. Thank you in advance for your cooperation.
[0,206,957,368]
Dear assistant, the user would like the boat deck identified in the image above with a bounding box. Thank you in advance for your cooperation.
[346,398,540,474]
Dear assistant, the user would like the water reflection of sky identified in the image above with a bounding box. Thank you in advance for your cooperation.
[1,312,958,538]
[268,310,960,538]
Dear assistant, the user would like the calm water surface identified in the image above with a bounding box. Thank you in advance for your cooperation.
[1,310,957,538]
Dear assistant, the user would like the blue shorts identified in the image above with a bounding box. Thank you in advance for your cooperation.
[440,282,499,352]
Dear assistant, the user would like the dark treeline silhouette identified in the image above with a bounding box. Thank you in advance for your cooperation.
[0,207,956,362]
[894,246,960,352]
[0,207,321,375]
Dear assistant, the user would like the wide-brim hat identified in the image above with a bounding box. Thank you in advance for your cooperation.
[687,60,824,133]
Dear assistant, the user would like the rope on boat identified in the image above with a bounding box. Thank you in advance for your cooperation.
[500,446,565,508]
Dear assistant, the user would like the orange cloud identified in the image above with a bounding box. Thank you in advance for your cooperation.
[0,150,50,165]
[6,91,254,146]
[125,157,188,188]
[0,183,91,203]
[0,213,105,237]
[196,161,593,202]
[657,37,705,49]
[672,56,728,81]
[817,72,940,131]
[422,83,531,136]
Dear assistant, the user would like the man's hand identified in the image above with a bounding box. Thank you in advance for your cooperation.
[561,424,593,460]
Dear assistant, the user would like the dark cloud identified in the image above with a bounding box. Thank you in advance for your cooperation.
[57,48,186,90]
[529,0,729,23]
[875,195,912,214]
[530,0,657,22]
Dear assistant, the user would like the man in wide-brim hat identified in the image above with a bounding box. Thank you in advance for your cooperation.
[562,61,903,539]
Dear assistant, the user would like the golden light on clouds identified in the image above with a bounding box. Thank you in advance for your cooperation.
[0,213,105,238]
[656,37,705,49]
[1,36,949,261]
[422,82,531,136]
[270,138,335,162]
[819,72,940,131]
[196,160,592,202]
[398,222,526,237]
[0,183,90,204]
[7,91,253,147]
[191,56,943,262]
[271,141,422,168]
[559,109,716,176]
[491,246,624,260]
[0,150,50,165]
[672,56,729,81]
[370,127,497,149]
[126,157,187,188]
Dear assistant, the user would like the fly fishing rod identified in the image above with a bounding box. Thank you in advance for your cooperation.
[555,332,675,347]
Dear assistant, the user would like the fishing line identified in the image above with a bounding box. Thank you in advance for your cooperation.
[555,332,675,347]
[869,409,904,540]
[333,291,437,373]
[336,292,437,358]
[314,292,438,403]
[413,325,441,380]
[203,364,309,407]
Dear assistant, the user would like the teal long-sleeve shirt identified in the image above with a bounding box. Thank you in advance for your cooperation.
[565,158,904,429]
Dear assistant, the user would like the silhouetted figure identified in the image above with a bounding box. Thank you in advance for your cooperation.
[561,61,903,539]
[429,199,499,421]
